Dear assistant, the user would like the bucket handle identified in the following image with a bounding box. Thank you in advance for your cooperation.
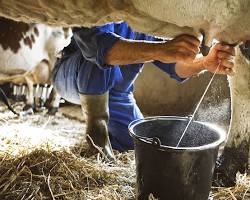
[135,135,161,147]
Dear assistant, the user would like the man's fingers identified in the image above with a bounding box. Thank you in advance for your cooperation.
[169,47,196,63]
[219,59,234,69]
[164,34,204,63]
[217,51,234,60]
[219,67,235,76]
[178,49,196,62]
[218,65,235,76]
[214,43,236,75]
[175,41,200,55]
[215,43,236,56]
[175,34,201,47]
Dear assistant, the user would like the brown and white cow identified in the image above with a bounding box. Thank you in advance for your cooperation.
[11,59,61,114]
[0,17,72,113]
[0,0,249,186]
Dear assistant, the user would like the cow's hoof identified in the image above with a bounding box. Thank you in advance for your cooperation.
[213,156,237,187]
[213,143,249,187]
[22,105,34,114]
[47,107,59,115]
[13,95,24,102]
[38,99,46,108]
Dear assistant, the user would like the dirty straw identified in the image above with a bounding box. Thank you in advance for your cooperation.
[0,145,249,200]
[0,145,136,200]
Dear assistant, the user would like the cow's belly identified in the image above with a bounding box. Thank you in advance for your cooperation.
[0,1,250,45]
[0,46,47,75]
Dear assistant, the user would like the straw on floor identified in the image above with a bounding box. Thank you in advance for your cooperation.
[0,145,249,200]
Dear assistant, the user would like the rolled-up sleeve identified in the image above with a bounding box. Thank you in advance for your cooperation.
[73,26,120,69]
[153,61,187,82]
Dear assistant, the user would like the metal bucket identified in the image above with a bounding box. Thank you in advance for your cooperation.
[129,116,226,200]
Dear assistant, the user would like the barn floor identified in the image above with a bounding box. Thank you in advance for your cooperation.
[0,102,249,200]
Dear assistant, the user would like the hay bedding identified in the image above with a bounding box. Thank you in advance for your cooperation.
[0,148,136,200]
[0,103,249,200]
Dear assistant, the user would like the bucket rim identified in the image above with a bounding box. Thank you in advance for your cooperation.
[128,116,226,151]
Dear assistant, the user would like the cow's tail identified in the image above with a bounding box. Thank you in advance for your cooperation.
[0,88,19,116]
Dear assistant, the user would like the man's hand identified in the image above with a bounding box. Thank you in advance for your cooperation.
[203,43,236,76]
[105,33,201,66]
[158,35,201,64]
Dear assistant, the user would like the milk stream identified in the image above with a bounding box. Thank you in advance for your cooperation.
[176,63,221,147]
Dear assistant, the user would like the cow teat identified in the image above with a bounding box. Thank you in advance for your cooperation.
[199,29,211,56]
[239,40,250,61]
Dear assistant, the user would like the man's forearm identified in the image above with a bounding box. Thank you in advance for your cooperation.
[175,57,206,78]
[105,39,165,65]
[105,38,205,78]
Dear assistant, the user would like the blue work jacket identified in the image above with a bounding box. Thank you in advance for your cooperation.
[53,21,185,151]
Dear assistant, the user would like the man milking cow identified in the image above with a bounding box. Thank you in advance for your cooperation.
[52,21,235,160]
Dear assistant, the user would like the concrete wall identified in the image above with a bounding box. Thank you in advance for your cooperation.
[134,63,231,131]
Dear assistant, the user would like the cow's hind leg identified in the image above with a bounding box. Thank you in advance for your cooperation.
[213,97,250,186]
[214,141,249,186]
[79,92,115,160]
[23,75,35,113]
[46,87,60,115]
[213,48,250,187]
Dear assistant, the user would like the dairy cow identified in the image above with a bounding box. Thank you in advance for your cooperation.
[11,59,61,114]
[0,0,249,186]
[0,17,72,113]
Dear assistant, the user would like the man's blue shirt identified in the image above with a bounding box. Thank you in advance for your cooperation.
[53,21,185,151]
